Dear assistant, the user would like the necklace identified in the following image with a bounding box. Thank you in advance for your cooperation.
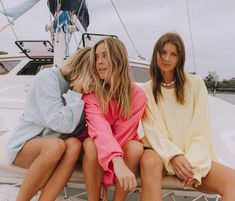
[161,79,176,87]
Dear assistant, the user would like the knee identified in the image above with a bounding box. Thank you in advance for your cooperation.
[65,137,82,163]
[83,137,98,163]
[140,150,163,174]
[122,140,144,160]
[41,138,66,163]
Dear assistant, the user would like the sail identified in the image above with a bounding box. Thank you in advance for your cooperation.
[0,0,40,20]
[47,0,89,31]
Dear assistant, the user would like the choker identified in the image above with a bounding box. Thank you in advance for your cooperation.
[161,79,176,87]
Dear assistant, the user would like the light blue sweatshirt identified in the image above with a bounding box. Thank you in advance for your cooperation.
[8,67,84,164]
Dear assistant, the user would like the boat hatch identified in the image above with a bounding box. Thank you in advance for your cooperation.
[15,40,54,61]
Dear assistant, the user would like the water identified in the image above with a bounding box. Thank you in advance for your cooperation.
[212,93,235,105]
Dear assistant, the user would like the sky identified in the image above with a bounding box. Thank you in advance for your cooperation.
[0,0,235,80]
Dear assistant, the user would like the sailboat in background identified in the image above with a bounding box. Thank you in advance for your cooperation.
[0,1,235,201]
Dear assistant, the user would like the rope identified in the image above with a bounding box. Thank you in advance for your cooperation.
[185,0,197,73]
[76,0,85,19]
[0,0,19,40]
[110,0,145,60]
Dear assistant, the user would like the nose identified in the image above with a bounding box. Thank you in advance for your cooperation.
[163,54,170,61]
[96,56,103,64]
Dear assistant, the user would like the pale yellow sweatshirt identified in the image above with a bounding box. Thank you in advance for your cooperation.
[141,73,216,184]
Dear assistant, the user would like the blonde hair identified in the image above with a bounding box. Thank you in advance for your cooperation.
[150,32,186,104]
[65,47,93,93]
[90,38,132,119]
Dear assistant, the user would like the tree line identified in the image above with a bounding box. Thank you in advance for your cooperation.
[204,71,235,93]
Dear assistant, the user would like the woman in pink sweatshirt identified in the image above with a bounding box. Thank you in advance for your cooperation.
[82,37,146,201]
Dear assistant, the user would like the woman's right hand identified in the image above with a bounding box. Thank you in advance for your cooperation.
[112,156,137,191]
[170,155,195,187]
[71,79,83,93]
[71,78,94,94]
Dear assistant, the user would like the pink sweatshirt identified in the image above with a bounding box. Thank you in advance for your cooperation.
[83,84,146,185]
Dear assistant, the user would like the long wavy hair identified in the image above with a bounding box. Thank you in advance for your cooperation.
[66,47,94,93]
[90,37,132,119]
[150,32,186,104]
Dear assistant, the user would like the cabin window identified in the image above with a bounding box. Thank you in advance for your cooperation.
[130,66,150,83]
[17,61,53,76]
[0,60,20,75]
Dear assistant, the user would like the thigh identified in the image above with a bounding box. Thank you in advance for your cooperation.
[14,137,65,168]
[196,161,235,195]
[122,140,143,155]
[83,137,96,152]
[82,137,98,161]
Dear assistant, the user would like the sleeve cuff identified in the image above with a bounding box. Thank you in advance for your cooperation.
[63,89,83,104]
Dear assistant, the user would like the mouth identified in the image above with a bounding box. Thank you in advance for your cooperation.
[162,63,171,68]
[97,68,107,79]
[98,68,107,73]
[98,68,107,74]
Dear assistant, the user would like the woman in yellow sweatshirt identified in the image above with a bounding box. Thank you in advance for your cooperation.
[140,32,235,201]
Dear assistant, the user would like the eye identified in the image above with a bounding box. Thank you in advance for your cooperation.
[160,50,166,56]
[102,53,108,59]
[95,55,99,61]
[171,52,178,57]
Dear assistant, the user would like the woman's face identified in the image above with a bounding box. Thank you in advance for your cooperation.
[95,42,111,81]
[156,42,179,75]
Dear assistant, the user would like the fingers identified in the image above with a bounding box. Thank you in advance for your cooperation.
[113,157,137,192]
[183,178,194,188]
[118,173,137,191]
[171,155,194,182]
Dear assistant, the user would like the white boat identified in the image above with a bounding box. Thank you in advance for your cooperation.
[0,1,235,201]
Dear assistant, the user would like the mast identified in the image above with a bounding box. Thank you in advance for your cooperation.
[47,0,89,67]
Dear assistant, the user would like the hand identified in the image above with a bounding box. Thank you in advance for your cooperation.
[60,65,73,77]
[100,184,107,201]
[112,156,137,192]
[71,78,94,94]
[71,78,83,93]
[170,155,194,186]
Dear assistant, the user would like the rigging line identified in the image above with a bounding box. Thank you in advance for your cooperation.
[76,0,85,18]
[185,0,197,74]
[70,0,86,33]
[48,6,54,43]
[73,32,81,49]
[0,0,19,41]
[110,0,145,60]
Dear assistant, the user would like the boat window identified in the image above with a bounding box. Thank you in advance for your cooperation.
[17,61,53,76]
[130,66,150,83]
[0,60,20,75]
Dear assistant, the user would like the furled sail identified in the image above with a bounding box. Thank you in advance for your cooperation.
[47,0,89,31]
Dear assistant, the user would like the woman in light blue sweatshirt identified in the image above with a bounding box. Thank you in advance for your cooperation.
[8,47,93,201]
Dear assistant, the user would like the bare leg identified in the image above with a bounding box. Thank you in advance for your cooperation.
[196,161,235,201]
[113,140,144,201]
[38,137,81,201]
[83,137,104,201]
[14,137,67,201]
[140,149,163,201]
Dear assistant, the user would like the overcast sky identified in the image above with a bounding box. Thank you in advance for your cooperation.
[0,0,235,80]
